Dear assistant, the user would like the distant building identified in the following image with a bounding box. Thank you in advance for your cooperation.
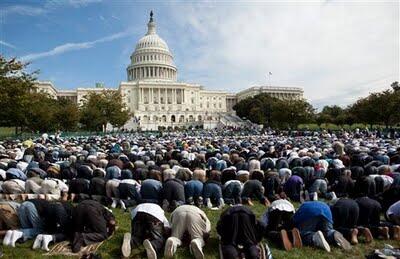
[236,86,304,101]
[35,12,304,130]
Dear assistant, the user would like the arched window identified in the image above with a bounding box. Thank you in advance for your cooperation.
[171,115,176,122]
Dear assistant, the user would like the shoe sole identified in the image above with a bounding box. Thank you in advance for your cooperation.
[190,241,204,259]
[121,233,131,258]
[3,231,12,247]
[393,226,400,241]
[143,239,157,259]
[292,228,303,248]
[334,231,351,251]
[280,229,292,251]
[315,231,331,252]
[32,239,42,250]
[350,229,358,245]
[164,239,174,258]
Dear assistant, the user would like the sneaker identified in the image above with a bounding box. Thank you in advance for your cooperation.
[378,226,390,240]
[111,199,118,209]
[187,197,195,205]
[280,229,293,251]
[291,228,303,248]
[32,234,43,250]
[41,235,54,251]
[121,233,131,258]
[3,230,13,246]
[190,239,204,259]
[10,230,23,247]
[313,231,331,252]
[143,239,157,259]
[120,200,127,211]
[333,231,352,251]
[206,198,212,209]
[393,225,400,241]
[196,197,203,208]
[350,228,358,245]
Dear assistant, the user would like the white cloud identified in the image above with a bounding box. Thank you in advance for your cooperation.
[1,0,102,18]
[1,5,47,17]
[164,1,399,107]
[20,29,133,61]
[0,40,16,49]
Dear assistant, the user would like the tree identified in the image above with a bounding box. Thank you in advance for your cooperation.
[0,56,38,133]
[80,90,130,131]
[234,93,315,129]
[54,98,80,131]
[391,81,400,92]
[349,83,400,128]
[271,99,315,129]
[25,92,58,133]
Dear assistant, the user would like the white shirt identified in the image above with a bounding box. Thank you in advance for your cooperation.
[223,180,243,189]
[261,199,295,226]
[269,199,295,213]
[131,203,170,228]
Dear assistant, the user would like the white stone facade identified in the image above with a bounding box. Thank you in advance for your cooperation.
[34,12,304,131]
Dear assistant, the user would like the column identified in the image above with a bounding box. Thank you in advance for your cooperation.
[173,88,176,104]
[165,88,168,105]
[158,88,161,104]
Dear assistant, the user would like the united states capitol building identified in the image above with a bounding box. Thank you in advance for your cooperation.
[35,12,303,131]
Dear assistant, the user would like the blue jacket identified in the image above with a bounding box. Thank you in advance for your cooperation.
[293,201,333,225]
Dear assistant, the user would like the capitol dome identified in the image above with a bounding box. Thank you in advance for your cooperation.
[127,11,177,82]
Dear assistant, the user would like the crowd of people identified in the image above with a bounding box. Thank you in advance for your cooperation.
[0,128,399,258]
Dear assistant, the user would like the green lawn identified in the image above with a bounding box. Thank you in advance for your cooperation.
[1,202,398,259]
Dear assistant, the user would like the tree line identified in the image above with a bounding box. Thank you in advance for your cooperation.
[234,81,400,129]
[1,55,398,133]
[0,56,130,134]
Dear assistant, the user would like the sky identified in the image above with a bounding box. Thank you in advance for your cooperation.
[0,0,399,109]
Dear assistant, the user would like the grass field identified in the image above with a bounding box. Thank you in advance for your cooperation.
[1,202,398,259]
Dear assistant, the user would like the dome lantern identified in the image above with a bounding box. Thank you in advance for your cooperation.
[146,11,156,35]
